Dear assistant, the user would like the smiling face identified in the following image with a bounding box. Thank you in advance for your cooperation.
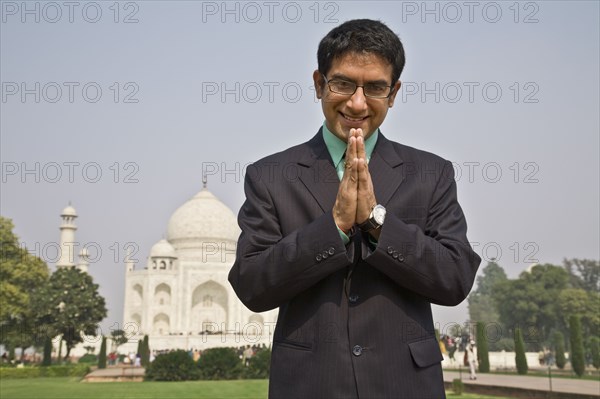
[313,52,401,142]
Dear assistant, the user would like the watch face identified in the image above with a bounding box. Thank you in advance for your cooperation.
[373,205,386,225]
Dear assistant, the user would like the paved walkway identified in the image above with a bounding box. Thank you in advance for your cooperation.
[444,370,600,397]
[84,366,600,397]
[83,366,145,382]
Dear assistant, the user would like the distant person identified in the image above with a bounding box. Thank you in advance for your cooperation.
[466,340,478,380]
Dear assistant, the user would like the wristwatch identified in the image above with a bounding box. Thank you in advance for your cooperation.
[358,204,386,232]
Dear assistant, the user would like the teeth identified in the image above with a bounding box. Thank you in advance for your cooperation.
[343,114,365,121]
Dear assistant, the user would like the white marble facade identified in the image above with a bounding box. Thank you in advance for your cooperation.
[122,187,277,350]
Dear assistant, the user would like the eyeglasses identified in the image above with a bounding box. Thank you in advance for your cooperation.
[322,74,394,99]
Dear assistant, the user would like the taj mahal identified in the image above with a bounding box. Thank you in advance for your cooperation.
[121,184,278,350]
[56,184,278,354]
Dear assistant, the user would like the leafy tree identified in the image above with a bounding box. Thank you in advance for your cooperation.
[590,336,600,370]
[569,316,585,377]
[98,336,107,369]
[0,217,50,355]
[558,289,600,340]
[32,267,107,359]
[476,322,490,373]
[553,331,566,369]
[468,260,507,335]
[110,329,129,352]
[563,258,599,293]
[493,264,569,349]
[514,328,528,375]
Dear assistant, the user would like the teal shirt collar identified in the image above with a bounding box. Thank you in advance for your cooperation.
[322,122,378,170]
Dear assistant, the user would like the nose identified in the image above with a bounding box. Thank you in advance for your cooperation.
[346,87,368,112]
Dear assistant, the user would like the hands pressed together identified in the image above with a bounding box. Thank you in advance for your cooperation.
[332,128,380,240]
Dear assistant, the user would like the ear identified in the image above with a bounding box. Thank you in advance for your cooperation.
[387,81,402,108]
[313,70,325,99]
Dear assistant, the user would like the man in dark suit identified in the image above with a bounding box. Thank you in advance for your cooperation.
[229,19,481,398]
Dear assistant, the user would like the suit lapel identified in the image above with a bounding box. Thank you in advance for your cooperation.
[369,132,405,206]
[296,130,405,212]
[297,129,340,212]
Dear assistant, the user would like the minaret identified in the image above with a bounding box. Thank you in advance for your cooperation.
[126,246,135,272]
[56,203,77,268]
[77,248,90,273]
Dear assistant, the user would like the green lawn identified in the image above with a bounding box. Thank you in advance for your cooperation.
[0,378,267,399]
[0,377,513,399]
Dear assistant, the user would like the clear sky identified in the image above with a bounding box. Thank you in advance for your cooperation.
[2,1,599,335]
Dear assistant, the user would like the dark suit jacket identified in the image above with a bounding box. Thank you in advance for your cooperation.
[229,129,481,399]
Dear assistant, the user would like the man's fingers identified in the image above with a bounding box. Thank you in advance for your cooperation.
[346,133,358,161]
[356,158,376,223]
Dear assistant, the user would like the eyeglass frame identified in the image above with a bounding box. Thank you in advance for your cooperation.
[321,74,396,99]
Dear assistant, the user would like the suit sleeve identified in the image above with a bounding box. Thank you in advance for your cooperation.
[364,160,481,306]
[228,169,353,312]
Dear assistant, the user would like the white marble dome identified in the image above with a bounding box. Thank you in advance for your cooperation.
[167,189,240,249]
[150,239,177,258]
[61,205,77,217]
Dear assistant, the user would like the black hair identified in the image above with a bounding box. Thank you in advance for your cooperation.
[317,19,405,84]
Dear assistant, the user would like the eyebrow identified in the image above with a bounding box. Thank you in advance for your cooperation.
[329,73,390,86]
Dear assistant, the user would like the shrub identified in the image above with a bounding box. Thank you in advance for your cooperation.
[514,328,528,375]
[569,316,585,377]
[77,354,98,364]
[145,350,199,381]
[0,364,90,379]
[198,347,243,380]
[452,378,464,395]
[553,331,566,369]
[244,349,271,379]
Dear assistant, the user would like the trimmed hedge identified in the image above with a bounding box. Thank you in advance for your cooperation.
[145,350,199,381]
[243,349,270,379]
[0,364,91,379]
[198,347,243,380]
[77,354,98,364]
[144,347,272,382]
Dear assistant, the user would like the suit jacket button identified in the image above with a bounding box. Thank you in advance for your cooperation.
[322,251,328,259]
[398,254,405,262]
[349,295,359,304]
[392,251,399,259]
[387,246,394,255]
[352,345,363,356]
[316,254,322,262]
[328,247,335,255]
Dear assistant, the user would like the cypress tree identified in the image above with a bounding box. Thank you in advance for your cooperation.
[514,327,528,375]
[569,316,585,377]
[590,336,600,370]
[553,331,566,369]
[42,337,52,366]
[476,322,490,372]
[141,335,150,367]
[98,336,107,369]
